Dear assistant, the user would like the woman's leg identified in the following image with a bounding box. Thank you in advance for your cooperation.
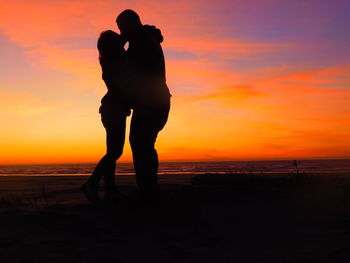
[88,111,127,192]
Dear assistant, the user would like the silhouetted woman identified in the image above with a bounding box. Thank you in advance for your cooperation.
[81,30,130,203]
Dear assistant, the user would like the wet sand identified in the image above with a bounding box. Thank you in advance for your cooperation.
[1,174,350,262]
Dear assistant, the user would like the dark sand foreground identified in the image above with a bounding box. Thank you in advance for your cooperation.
[1,174,350,263]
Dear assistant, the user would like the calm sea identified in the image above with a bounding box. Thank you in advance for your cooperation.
[0,160,350,176]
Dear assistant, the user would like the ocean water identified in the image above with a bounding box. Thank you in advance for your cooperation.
[0,159,350,176]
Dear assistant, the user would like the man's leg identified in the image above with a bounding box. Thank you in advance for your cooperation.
[129,104,169,196]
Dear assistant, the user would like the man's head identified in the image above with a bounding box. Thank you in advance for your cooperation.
[116,9,142,39]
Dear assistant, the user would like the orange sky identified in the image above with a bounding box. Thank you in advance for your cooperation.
[0,0,350,164]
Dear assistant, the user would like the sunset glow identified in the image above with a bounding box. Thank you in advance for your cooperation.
[1,0,350,164]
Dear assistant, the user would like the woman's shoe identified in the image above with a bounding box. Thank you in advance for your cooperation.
[81,182,100,203]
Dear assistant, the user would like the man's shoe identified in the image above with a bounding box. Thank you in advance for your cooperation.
[133,188,161,206]
[104,188,126,204]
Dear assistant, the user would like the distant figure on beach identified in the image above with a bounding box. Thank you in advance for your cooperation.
[82,9,171,203]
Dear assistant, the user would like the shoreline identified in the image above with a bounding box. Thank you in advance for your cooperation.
[1,170,350,177]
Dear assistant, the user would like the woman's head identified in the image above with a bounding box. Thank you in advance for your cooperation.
[97,30,125,59]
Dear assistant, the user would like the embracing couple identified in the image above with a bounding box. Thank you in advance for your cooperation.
[81,10,171,203]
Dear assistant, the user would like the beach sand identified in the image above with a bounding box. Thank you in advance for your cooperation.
[1,174,350,262]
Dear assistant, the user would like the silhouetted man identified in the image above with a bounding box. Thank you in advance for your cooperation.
[116,10,171,200]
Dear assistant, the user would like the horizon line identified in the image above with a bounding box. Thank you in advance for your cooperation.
[1,157,350,166]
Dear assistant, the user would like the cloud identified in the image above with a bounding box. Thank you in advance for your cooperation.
[0,0,291,77]
[207,85,265,100]
[0,90,72,116]
[176,85,265,106]
[166,36,290,59]
[259,65,350,98]
[164,49,198,61]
